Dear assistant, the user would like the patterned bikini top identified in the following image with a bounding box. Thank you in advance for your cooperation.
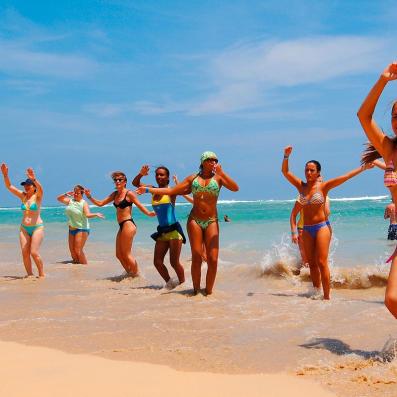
[297,185,325,206]
[191,176,220,197]
[21,196,38,212]
[384,160,397,188]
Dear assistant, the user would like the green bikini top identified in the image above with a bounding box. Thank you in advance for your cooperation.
[21,197,38,212]
[191,175,220,197]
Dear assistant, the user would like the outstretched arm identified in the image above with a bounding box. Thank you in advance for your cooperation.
[357,63,397,159]
[215,164,239,192]
[281,146,302,189]
[1,163,24,199]
[82,202,105,219]
[323,163,374,193]
[84,189,115,207]
[173,175,193,204]
[131,165,150,188]
[136,175,194,196]
[128,191,155,217]
[372,159,386,171]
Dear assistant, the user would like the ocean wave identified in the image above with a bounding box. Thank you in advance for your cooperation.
[260,235,388,289]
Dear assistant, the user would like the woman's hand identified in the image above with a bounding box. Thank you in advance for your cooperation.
[382,62,397,82]
[213,163,224,176]
[96,213,105,219]
[84,188,92,197]
[1,163,8,177]
[139,165,150,176]
[26,168,36,180]
[284,146,293,157]
[172,175,179,184]
[136,186,147,195]
[291,233,299,244]
[148,211,156,217]
[362,162,375,170]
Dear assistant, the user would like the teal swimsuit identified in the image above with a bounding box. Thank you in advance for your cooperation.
[190,175,220,230]
[20,198,44,237]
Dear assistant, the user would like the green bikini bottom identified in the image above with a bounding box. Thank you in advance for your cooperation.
[189,214,218,230]
[20,223,44,237]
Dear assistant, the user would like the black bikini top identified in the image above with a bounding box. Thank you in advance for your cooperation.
[113,191,133,209]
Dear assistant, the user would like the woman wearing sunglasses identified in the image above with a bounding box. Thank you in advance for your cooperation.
[1,164,45,277]
[57,185,105,265]
[85,172,155,275]
[136,152,239,295]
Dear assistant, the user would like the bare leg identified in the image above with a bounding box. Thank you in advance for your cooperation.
[116,230,131,274]
[315,226,332,300]
[169,239,185,283]
[302,230,321,289]
[385,257,397,318]
[153,241,171,282]
[68,231,78,263]
[118,221,138,275]
[298,229,308,266]
[19,229,33,276]
[74,232,89,264]
[187,219,204,294]
[30,227,45,277]
[203,222,219,295]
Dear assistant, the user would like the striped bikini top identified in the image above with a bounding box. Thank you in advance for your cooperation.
[384,160,397,188]
[297,185,325,206]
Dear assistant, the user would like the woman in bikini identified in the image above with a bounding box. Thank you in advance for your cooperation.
[358,61,397,317]
[57,185,105,264]
[1,164,45,277]
[282,146,373,299]
[132,165,185,288]
[136,152,239,295]
[85,171,155,275]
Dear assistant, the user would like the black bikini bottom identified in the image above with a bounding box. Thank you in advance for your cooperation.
[118,218,136,230]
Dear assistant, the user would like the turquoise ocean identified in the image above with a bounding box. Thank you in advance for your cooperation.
[0,196,394,281]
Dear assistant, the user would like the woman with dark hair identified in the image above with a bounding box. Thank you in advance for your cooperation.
[282,146,372,300]
[1,164,45,277]
[85,171,155,275]
[132,165,185,288]
[358,61,397,317]
[136,152,239,295]
[57,185,105,264]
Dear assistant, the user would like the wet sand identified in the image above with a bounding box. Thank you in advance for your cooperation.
[0,241,396,396]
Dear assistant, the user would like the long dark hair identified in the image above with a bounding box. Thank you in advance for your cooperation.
[361,101,397,164]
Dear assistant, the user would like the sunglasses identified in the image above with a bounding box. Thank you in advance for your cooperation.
[207,158,218,163]
[113,178,125,183]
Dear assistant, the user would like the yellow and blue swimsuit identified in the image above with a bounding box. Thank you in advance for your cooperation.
[151,194,186,243]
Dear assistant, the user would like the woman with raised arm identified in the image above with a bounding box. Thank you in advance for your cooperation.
[358,62,397,317]
[85,171,155,276]
[282,146,373,300]
[132,165,185,288]
[1,164,45,277]
[136,152,239,295]
[57,185,105,265]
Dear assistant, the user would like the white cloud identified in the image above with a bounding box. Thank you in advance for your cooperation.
[0,40,99,79]
[133,35,391,116]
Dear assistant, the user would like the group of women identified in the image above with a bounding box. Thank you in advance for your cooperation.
[1,151,239,295]
[2,62,397,312]
[282,62,397,315]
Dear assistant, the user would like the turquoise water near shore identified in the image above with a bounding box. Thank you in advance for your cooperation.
[0,196,393,272]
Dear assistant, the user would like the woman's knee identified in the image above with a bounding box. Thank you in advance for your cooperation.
[30,250,41,261]
[385,290,397,309]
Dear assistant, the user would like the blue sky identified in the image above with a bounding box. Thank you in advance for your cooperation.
[0,1,396,205]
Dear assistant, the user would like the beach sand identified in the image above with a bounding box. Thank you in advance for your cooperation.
[0,340,336,397]
[0,240,397,396]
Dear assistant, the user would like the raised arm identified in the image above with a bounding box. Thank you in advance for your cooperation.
[323,163,374,193]
[136,175,194,196]
[290,201,302,244]
[214,164,239,192]
[357,63,397,159]
[281,146,302,189]
[84,189,115,207]
[57,191,73,205]
[82,201,105,219]
[127,191,155,217]
[131,165,150,188]
[1,163,24,199]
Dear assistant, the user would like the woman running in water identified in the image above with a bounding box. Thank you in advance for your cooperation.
[85,171,155,275]
[57,185,105,264]
[132,165,185,288]
[136,151,239,295]
[1,164,45,277]
[282,146,373,299]
[358,61,397,317]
